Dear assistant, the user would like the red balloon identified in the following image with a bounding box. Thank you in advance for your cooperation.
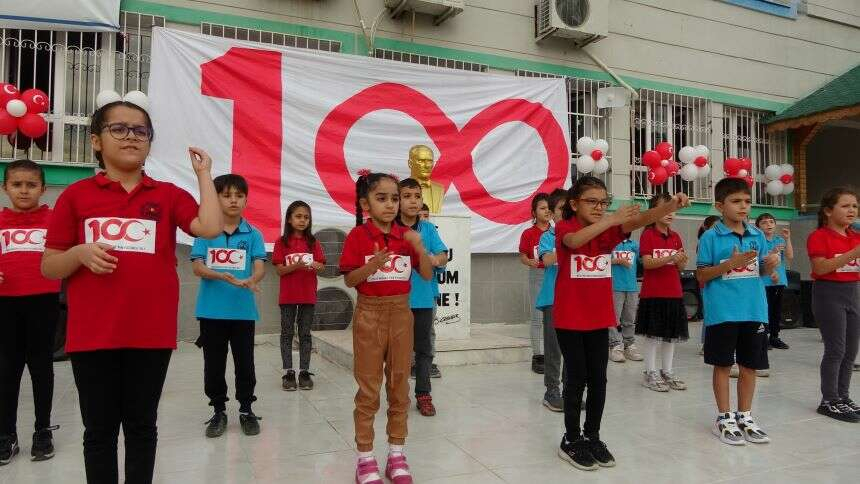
[724,157,741,176]
[744,176,754,188]
[740,157,752,171]
[642,150,662,169]
[648,167,669,185]
[0,110,16,135]
[0,83,19,107]
[655,141,674,160]
[591,149,603,161]
[20,88,49,114]
[17,113,47,139]
[693,156,708,167]
[780,174,793,184]
[666,160,680,176]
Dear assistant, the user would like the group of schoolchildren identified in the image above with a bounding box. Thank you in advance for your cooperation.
[0,89,857,484]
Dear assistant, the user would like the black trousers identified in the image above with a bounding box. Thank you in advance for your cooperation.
[556,328,608,440]
[0,293,59,435]
[412,309,434,396]
[280,304,314,371]
[71,349,171,484]
[765,285,784,340]
[198,319,257,413]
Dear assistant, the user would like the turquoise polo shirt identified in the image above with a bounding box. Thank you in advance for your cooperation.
[761,235,788,287]
[409,220,448,309]
[190,219,267,321]
[535,227,557,310]
[611,239,639,292]
[696,221,769,326]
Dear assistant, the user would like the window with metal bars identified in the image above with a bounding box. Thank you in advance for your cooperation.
[631,89,712,201]
[0,12,164,165]
[374,48,488,72]
[516,70,612,189]
[201,23,341,53]
[722,106,789,207]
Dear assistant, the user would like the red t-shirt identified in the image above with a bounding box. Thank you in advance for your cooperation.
[807,227,860,282]
[45,173,199,352]
[519,224,548,269]
[0,205,61,297]
[552,218,627,330]
[272,235,326,304]
[639,226,684,298]
[339,221,418,297]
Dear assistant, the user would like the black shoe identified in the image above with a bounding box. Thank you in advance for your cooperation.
[586,437,616,467]
[239,412,262,436]
[31,426,58,461]
[817,401,860,423]
[770,338,789,350]
[557,435,597,471]
[840,398,860,414]
[532,355,545,375]
[205,411,228,438]
[0,434,19,466]
[298,371,314,390]
[282,370,297,391]
[430,364,442,379]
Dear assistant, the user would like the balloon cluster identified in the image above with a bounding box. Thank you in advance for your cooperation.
[641,141,678,185]
[723,157,754,188]
[678,145,711,182]
[764,164,794,196]
[0,83,49,139]
[575,136,610,175]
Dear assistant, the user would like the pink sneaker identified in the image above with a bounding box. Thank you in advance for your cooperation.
[385,453,413,484]
[355,457,384,484]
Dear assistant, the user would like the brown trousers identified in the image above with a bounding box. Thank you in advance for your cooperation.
[352,294,414,452]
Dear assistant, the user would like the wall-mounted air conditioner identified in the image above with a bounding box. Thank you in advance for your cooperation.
[535,0,609,46]
[385,0,465,26]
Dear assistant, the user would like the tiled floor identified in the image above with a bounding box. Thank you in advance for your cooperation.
[2,324,859,483]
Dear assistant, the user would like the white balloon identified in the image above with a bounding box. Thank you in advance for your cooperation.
[96,90,122,108]
[122,90,149,111]
[5,99,26,117]
[576,136,595,156]
[694,145,710,159]
[680,163,699,181]
[576,155,595,174]
[738,169,748,178]
[766,180,784,197]
[782,182,795,195]
[593,158,609,175]
[678,146,697,164]
[594,138,609,154]
[697,163,711,178]
[764,164,782,181]
[780,164,794,176]
[660,159,669,167]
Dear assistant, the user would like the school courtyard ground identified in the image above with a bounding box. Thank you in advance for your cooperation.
[3,323,859,484]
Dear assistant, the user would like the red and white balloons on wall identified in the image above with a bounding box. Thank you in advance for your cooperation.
[678,145,711,181]
[764,164,794,196]
[0,83,49,139]
[723,156,754,188]
[575,136,610,175]
[642,141,678,185]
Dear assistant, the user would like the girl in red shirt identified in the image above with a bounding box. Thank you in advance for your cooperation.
[273,200,325,391]
[41,96,222,483]
[339,172,431,484]
[807,187,860,422]
[634,193,689,392]
[553,176,688,471]
[0,160,61,465]
[519,193,551,374]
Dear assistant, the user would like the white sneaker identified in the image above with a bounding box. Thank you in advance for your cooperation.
[643,370,669,392]
[712,414,746,446]
[624,344,643,361]
[729,365,739,378]
[756,369,770,377]
[660,370,687,390]
[609,346,626,363]
[735,412,770,444]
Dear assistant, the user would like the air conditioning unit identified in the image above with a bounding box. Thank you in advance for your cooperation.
[385,0,465,26]
[312,226,357,331]
[535,0,608,45]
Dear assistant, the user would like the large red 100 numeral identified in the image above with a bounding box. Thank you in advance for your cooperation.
[201,47,283,240]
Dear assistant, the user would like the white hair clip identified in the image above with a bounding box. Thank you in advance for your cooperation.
[96,90,149,112]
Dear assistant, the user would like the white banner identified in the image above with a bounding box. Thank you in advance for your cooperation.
[0,0,120,32]
[431,215,471,340]
[147,28,570,253]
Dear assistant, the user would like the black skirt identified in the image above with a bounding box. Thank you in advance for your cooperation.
[634,297,689,342]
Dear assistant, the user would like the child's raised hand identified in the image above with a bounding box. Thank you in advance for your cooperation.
[404,230,426,253]
[727,246,757,270]
[608,204,640,226]
[673,248,688,267]
[188,147,213,174]
[308,261,325,271]
[76,243,118,275]
[781,227,791,239]
[671,193,691,209]
[369,243,393,271]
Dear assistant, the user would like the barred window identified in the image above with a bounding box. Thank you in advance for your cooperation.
[722,106,789,207]
[516,70,612,189]
[631,89,712,201]
[201,23,341,53]
[375,48,488,72]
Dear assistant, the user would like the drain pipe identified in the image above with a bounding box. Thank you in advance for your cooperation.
[579,43,639,100]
